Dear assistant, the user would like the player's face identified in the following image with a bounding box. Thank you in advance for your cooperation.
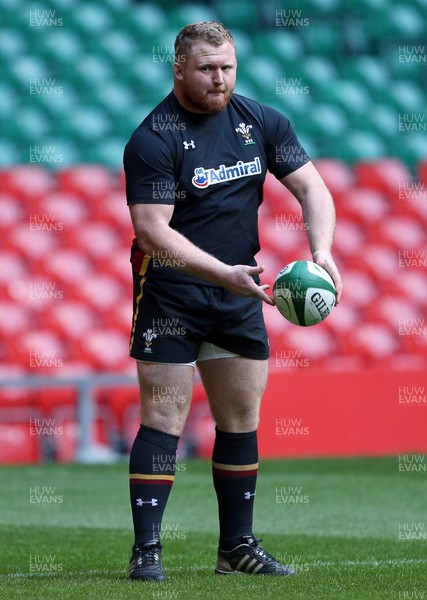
[173,41,237,113]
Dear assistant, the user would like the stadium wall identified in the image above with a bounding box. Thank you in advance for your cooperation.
[258,369,427,457]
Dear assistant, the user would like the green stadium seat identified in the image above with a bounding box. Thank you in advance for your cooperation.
[0,29,27,60]
[116,3,166,38]
[37,29,85,66]
[215,0,259,30]
[388,80,425,112]
[97,30,139,67]
[57,107,113,143]
[298,20,342,55]
[69,3,114,35]
[325,130,388,163]
[318,80,373,119]
[294,103,349,139]
[169,4,219,30]
[367,4,425,38]
[340,56,391,92]
[93,82,136,117]
[254,31,304,64]
[295,56,339,95]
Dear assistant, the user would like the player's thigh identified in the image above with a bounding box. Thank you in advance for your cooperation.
[197,357,268,432]
[136,361,195,436]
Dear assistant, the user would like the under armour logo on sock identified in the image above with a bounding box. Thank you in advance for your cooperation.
[136,498,158,506]
[183,140,195,149]
[244,491,256,500]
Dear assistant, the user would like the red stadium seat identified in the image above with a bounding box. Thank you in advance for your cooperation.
[75,274,126,313]
[392,271,427,307]
[349,244,398,282]
[337,270,378,309]
[10,329,68,371]
[96,247,133,287]
[56,165,112,202]
[354,159,413,198]
[338,188,390,224]
[41,249,94,287]
[8,223,60,268]
[313,159,355,197]
[95,190,133,240]
[38,301,99,340]
[364,295,421,329]
[0,166,53,203]
[333,219,366,258]
[280,325,336,366]
[263,171,301,215]
[344,322,400,360]
[66,222,122,259]
[0,419,41,463]
[0,300,31,336]
[370,216,425,250]
[0,252,29,300]
[79,329,132,371]
[37,192,88,230]
[259,216,308,256]
[0,194,24,230]
[417,161,427,185]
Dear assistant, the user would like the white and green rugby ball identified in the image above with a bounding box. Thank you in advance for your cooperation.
[273,260,336,326]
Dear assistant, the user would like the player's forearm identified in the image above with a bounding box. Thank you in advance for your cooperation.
[300,187,336,258]
[135,223,231,286]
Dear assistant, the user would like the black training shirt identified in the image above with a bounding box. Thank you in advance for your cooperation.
[124,91,309,285]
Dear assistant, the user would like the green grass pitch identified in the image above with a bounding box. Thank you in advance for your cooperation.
[0,458,426,600]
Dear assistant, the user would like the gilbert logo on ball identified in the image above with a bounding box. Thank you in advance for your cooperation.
[273,260,336,326]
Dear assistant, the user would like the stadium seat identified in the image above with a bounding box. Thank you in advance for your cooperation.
[338,188,390,224]
[0,417,41,464]
[337,270,378,309]
[344,322,400,360]
[41,249,94,287]
[0,251,29,292]
[75,274,126,314]
[372,216,426,250]
[96,246,133,288]
[0,166,53,201]
[8,223,60,268]
[65,222,122,259]
[349,243,399,282]
[56,165,112,201]
[364,294,420,328]
[354,159,413,197]
[392,270,427,307]
[79,329,132,371]
[313,159,355,197]
[38,301,98,341]
[0,194,24,229]
[282,326,336,364]
[332,219,366,258]
[37,192,88,229]
[0,301,30,337]
[10,329,68,370]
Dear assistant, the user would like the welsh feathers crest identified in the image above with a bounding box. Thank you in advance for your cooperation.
[235,122,255,145]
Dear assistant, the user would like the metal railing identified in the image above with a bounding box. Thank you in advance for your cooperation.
[0,374,139,462]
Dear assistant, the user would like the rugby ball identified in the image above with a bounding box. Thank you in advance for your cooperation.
[273,260,336,326]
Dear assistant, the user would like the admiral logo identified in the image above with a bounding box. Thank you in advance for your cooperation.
[192,156,261,189]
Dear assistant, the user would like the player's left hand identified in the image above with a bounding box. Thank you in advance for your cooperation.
[312,250,343,304]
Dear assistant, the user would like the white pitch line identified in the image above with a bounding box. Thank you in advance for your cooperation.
[2,558,427,579]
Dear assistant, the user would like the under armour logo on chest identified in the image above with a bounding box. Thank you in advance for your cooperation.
[183,140,195,149]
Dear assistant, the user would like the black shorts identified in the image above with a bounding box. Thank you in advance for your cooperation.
[129,264,270,364]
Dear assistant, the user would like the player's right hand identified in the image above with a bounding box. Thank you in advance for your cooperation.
[222,264,275,305]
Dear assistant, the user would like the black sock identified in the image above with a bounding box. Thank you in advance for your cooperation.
[129,425,179,545]
[212,427,258,550]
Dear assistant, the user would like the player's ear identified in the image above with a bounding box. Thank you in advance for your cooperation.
[173,61,184,80]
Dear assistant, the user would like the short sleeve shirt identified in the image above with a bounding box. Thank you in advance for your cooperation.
[124,91,309,284]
